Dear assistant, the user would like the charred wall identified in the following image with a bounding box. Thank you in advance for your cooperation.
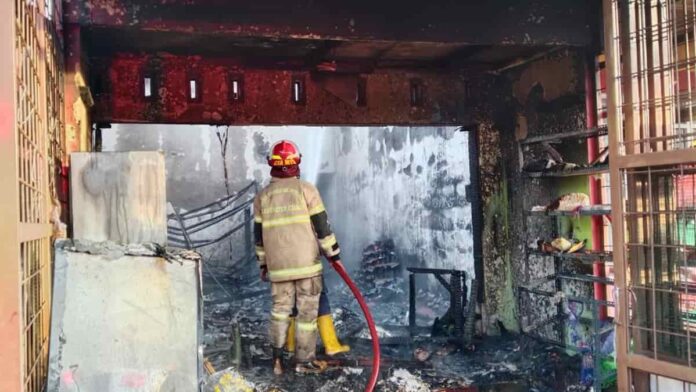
[472,74,518,334]
[101,125,475,288]
[475,49,593,336]
[91,53,470,125]
[85,47,595,338]
[92,48,593,337]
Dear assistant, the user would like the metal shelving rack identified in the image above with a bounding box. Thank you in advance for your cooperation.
[525,165,609,178]
[518,127,616,391]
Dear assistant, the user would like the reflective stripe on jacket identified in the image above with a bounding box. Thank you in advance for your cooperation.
[253,177,341,282]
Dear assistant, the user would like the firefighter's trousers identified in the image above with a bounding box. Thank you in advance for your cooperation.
[270,276,322,362]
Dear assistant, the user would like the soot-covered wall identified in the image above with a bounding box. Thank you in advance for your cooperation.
[102,125,474,285]
[474,49,595,337]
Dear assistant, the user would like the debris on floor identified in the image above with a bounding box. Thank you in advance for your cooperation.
[203,368,256,392]
[387,368,431,392]
[202,266,589,392]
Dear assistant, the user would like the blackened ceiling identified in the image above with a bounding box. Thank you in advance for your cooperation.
[72,0,600,71]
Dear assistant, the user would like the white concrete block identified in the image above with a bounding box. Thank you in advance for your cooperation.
[47,242,201,391]
[71,151,167,245]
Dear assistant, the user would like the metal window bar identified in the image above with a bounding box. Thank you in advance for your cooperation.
[604,0,696,387]
[170,181,257,221]
[611,0,696,155]
[167,182,256,250]
[623,165,696,368]
[168,198,253,235]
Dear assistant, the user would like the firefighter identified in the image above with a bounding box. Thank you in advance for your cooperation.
[254,139,343,375]
[285,284,351,357]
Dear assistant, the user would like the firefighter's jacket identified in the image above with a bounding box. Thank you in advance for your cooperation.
[253,177,341,283]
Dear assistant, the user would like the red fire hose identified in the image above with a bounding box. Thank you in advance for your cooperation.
[331,260,381,392]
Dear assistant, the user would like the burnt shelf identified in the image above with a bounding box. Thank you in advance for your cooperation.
[519,286,615,307]
[522,313,614,337]
[528,204,612,216]
[518,271,615,287]
[528,249,613,264]
[524,164,609,178]
[557,273,615,285]
[520,126,609,145]
[522,321,615,352]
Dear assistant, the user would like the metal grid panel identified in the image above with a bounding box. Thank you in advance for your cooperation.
[43,2,65,217]
[44,18,65,170]
[20,238,50,392]
[13,1,63,391]
[605,0,696,386]
[15,0,46,225]
[623,164,696,367]
[609,0,696,155]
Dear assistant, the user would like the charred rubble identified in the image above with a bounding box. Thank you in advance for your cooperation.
[202,240,590,391]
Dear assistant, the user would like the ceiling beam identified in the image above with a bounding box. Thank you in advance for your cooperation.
[65,0,595,47]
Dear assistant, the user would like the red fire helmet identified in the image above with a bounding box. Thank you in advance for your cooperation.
[267,140,302,167]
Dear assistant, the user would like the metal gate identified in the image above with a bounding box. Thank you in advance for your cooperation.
[0,1,64,391]
[604,0,696,389]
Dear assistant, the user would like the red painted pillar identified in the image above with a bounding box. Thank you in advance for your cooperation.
[585,56,607,321]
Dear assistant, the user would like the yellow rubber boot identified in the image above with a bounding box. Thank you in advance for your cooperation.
[318,314,350,356]
[285,317,296,353]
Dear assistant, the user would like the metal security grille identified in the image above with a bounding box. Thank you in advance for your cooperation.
[604,0,696,388]
[44,12,65,194]
[608,0,696,155]
[20,239,50,392]
[624,165,695,365]
[16,0,47,225]
[13,0,64,391]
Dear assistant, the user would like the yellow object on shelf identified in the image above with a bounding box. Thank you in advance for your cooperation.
[567,239,586,254]
[551,237,572,252]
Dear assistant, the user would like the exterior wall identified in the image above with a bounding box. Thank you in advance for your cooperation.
[102,125,474,286]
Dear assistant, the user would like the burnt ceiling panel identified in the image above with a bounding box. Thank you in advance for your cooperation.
[329,41,395,60]
[66,0,596,47]
[86,28,324,57]
[85,26,563,72]
[379,42,467,61]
